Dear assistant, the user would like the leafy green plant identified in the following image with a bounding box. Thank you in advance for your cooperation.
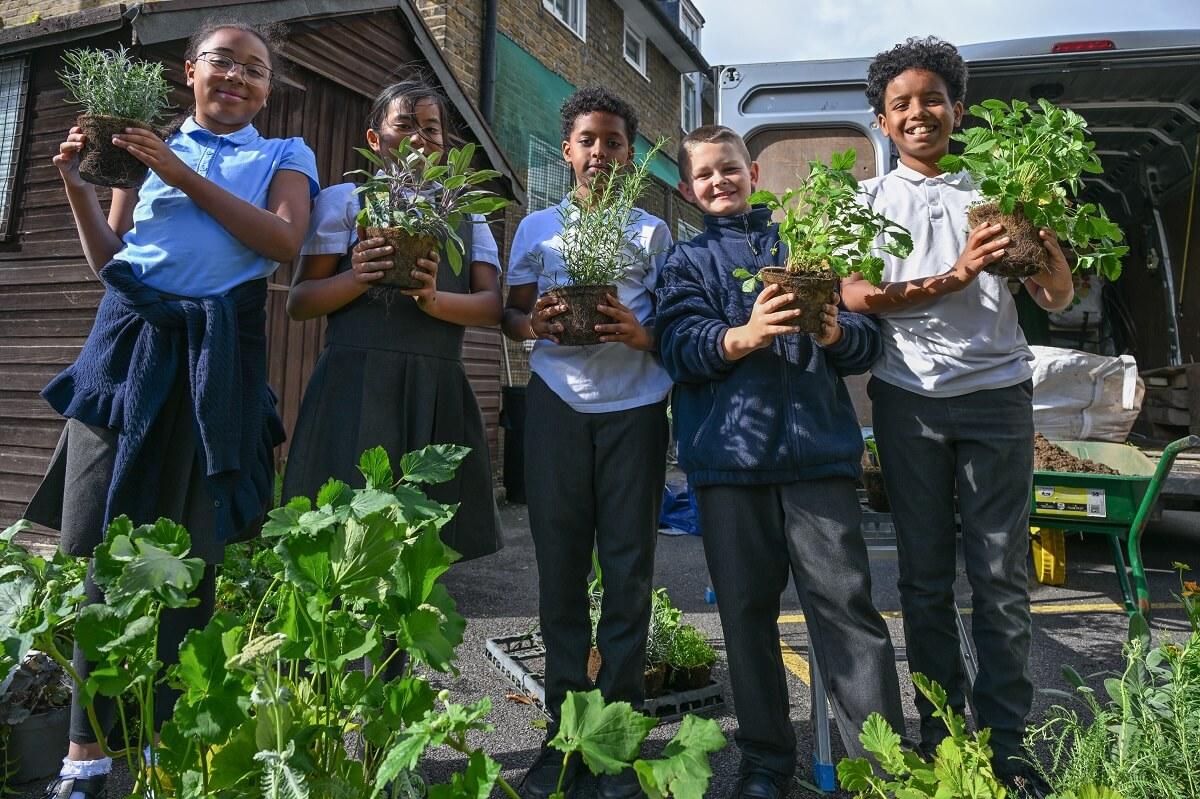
[1025,564,1200,799]
[547,137,668,286]
[645,588,683,668]
[668,625,715,671]
[937,98,1127,281]
[734,149,912,289]
[348,138,509,275]
[59,46,172,124]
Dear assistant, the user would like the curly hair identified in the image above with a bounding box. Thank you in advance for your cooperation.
[866,36,967,116]
[560,87,639,143]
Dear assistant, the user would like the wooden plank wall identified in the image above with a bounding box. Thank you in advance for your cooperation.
[0,11,506,540]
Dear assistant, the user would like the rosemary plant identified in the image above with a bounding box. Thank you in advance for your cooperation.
[59,46,172,124]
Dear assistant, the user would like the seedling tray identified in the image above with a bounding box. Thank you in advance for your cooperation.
[484,633,725,722]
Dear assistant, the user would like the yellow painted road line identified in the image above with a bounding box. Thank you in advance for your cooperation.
[778,601,1180,625]
[779,640,811,685]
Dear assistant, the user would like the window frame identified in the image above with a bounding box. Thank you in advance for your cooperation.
[0,55,31,242]
[542,0,586,42]
[622,19,648,78]
[678,1,703,48]
[680,72,701,133]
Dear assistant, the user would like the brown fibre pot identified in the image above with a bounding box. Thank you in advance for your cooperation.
[966,202,1048,279]
[861,466,890,513]
[757,267,838,336]
[668,663,713,692]
[76,114,156,189]
[365,228,439,290]
[544,284,618,347]
[587,648,670,698]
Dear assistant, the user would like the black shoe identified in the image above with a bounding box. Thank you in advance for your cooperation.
[520,746,580,799]
[44,775,108,799]
[994,762,1052,799]
[731,770,786,799]
[597,768,644,799]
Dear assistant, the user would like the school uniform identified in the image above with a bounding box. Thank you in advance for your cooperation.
[506,199,672,720]
[861,162,1035,764]
[655,206,904,781]
[25,116,319,742]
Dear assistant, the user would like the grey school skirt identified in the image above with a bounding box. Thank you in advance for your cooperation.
[24,372,257,565]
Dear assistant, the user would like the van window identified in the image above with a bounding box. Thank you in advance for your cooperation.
[745,127,876,199]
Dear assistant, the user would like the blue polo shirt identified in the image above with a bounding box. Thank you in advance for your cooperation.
[116,117,319,297]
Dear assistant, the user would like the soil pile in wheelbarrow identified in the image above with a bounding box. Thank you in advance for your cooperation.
[1034,433,1120,475]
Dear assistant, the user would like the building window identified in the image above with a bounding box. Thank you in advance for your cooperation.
[677,218,702,242]
[0,56,30,240]
[679,1,703,48]
[527,135,574,212]
[543,0,586,41]
[623,20,647,77]
[681,72,701,132]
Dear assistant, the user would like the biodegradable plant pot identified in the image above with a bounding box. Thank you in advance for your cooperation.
[77,114,152,188]
[967,202,1048,278]
[7,707,70,783]
[758,267,838,336]
[861,466,890,513]
[644,662,668,699]
[544,284,618,347]
[587,646,602,683]
[668,663,713,692]
[365,228,439,290]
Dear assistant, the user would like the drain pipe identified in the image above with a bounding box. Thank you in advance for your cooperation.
[479,0,499,122]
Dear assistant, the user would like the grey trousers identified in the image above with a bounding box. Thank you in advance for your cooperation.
[869,377,1034,762]
[696,478,904,777]
[524,375,668,722]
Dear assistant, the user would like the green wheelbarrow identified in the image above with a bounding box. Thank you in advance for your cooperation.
[1028,434,1200,617]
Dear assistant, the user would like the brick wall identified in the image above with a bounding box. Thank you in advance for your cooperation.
[1,0,118,29]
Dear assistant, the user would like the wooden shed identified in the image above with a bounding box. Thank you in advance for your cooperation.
[0,0,523,547]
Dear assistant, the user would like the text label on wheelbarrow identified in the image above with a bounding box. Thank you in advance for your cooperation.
[1035,486,1107,518]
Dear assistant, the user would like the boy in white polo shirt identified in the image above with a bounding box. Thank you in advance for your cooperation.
[502,87,672,799]
[842,36,1073,797]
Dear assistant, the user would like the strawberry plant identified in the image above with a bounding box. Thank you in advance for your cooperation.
[937,98,1127,281]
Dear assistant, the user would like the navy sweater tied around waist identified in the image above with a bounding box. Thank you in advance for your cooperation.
[42,259,284,543]
[655,206,881,487]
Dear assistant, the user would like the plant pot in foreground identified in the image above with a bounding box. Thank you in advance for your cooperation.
[668,663,713,692]
[757,267,838,336]
[77,114,152,189]
[967,202,1047,279]
[544,284,617,347]
[7,707,70,784]
[861,466,890,513]
[365,228,439,290]
[587,647,670,698]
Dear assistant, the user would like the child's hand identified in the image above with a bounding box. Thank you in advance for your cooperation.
[722,283,802,361]
[112,127,190,188]
[531,294,567,343]
[947,222,1010,290]
[402,250,439,311]
[814,300,843,347]
[596,293,654,351]
[1025,229,1074,310]
[54,127,88,187]
[350,230,392,284]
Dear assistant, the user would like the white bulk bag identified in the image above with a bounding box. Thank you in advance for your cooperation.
[1030,345,1144,443]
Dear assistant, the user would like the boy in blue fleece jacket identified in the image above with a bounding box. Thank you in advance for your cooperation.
[656,126,904,799]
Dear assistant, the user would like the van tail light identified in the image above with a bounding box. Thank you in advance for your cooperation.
[1051,39,1116,54]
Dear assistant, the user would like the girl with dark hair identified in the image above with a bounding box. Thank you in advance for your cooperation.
[282,75,503,565]
[29,20,319,799]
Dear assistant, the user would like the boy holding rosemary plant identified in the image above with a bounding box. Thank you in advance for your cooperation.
[656,125,904,799]
[842,37,1074,796]
[502,87,672,799]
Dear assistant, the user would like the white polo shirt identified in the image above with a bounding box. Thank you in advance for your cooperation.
[860,162,1032,397]
[507,198,673,413]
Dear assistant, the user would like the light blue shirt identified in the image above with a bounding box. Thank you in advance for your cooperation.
[300,181,500,270]
[117,117,319,297]
[506,198,673,413]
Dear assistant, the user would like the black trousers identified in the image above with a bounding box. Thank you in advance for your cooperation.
[696,479,904,777]
[524,375,668,722]
[870,377,1035,763]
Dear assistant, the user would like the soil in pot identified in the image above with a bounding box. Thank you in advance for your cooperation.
[644,662,668,698]
[365,228,440,290]
[966,202,1048,279]
[668,663,712,692]
[757,267,838,336]
[861,466,890,512]
[77,114,153,189]
[7,707,70,783]
[544,284,618,347]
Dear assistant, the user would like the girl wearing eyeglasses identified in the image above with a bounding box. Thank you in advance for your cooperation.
[28,20,318,799]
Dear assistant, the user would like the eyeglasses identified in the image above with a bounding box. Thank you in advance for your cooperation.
[196,52,273,85]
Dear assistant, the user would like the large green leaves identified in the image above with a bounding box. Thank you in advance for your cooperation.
[632,715,725,799]
[550,690,657,776]
[92,517,204,609]
[169,612,249,742]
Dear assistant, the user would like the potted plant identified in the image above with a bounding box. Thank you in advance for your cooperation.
[666,624,716,692]
[587,567,681,698]
[736,149,913,335]
[861,435,889,513]
[937,98,1128,280]
[350,139,509,289]
[59,46,173,189]
[543,137,667,346]
[0,651,72,784]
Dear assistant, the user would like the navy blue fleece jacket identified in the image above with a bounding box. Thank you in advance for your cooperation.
[655,206,880,487]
